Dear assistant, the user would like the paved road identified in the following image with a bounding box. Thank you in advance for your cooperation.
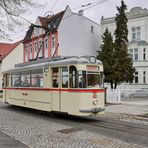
[121,97,148,106]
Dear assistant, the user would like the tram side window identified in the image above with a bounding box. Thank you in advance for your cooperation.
[62,67,68,88]
[31,69,43,87]
[11,72,21,87]
[78,71,86,88]
[21,71,31,87]
[52,67,59,88]
[69,66,78,88]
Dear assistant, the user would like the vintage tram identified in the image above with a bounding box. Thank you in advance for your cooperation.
[3,56,105,116]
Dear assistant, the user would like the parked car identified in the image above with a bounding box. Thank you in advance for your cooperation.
[129,89,148,98]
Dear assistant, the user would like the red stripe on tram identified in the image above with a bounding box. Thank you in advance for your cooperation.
[3,87,105,93]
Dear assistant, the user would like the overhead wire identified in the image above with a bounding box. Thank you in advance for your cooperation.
[83,0,109,11]
[72,0,109,10]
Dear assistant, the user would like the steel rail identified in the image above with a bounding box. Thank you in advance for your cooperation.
[86,118,148,138]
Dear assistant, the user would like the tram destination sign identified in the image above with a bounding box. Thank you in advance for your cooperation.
[87,66,99,71]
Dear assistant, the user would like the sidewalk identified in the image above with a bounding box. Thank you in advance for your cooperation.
[101,98,148,126]
[0,131,28,148]
[106,103,148,115]
[106,97,148,115]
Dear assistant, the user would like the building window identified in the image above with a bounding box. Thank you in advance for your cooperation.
[135,71,138,83]
[51,35,56,56]
[129,49,133,59]
[51,35,55,49]
[137,27,141,40]
[38,40,43,57]
[132,28,136,40]
[134,48,138,60]
[34,41,37,58]
[131,27,141,40]
[30,43,32,59]
[25,44,29,61]
[143,48,146,60]
[25,44,28,55]
[143,71,146,84]
[44,38,48,50]
[44,38,48,58]
[34,41,37,52]
[128,48,138,60]
[91,26,94,33]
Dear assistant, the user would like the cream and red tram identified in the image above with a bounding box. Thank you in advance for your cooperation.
[3,56,105,116]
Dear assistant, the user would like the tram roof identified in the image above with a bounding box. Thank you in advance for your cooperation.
[4,56,102,73]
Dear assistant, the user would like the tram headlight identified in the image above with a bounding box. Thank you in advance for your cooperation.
[93,99,98,105]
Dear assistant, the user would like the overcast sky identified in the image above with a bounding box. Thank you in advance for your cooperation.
[9,0,148,42]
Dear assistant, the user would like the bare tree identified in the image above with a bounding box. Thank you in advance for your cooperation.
[0,0,42,39]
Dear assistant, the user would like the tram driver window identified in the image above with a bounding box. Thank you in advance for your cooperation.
[52,67,59,88]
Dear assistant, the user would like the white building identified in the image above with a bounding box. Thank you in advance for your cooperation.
[101,7,148,89]
[58,7,100,57]
[0,41,23,90]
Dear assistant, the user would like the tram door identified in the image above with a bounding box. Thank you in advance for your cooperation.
[51,67,60,111]
[3,73,9,102]
[51,67,68,111]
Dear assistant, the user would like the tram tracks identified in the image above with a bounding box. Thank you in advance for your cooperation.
[86,119,148,138]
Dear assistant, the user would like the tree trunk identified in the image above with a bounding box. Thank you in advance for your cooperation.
[114,82,117,89]
[110,81,113,89]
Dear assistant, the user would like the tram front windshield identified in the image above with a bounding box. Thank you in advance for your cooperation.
[78,71,103,88]
[87,72,103,88]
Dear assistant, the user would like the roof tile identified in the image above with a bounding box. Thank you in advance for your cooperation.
[0,41,22,62]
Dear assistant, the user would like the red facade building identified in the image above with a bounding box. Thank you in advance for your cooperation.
[23,11,64,63]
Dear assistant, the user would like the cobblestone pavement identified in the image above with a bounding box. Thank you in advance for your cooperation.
[98,101,148,126]
[106,103,148,115]
[121,97,148,106]
[0,102,146,148]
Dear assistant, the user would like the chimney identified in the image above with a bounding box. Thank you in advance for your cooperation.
[78,10,84,16]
